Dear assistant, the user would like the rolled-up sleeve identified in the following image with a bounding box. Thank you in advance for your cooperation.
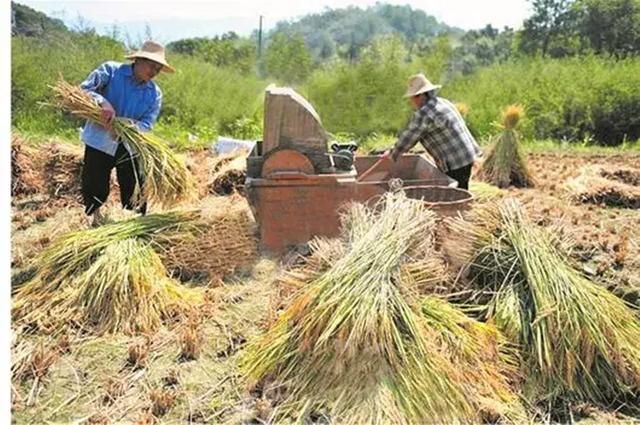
[80,62,115,105]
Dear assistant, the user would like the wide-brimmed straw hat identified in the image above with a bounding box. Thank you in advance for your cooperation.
[403,73,441,97]
[125,40,175,73]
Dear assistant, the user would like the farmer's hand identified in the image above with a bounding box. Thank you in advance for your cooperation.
[383,148,401,162]
[100,100,116,130]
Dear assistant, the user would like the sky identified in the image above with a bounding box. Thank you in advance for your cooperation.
[17,0,533,42]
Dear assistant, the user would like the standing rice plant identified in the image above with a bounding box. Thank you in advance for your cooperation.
[243,193,519,424]
[447,199,640,406]
[49,79,194,207]
[479,105,535,188]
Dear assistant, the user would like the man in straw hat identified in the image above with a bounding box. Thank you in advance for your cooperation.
[384,73,481,189]
[79,40,175,226]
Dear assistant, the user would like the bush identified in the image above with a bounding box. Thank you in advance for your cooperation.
[12,34,267,143]
[12,33,125,136]
[441,56,640,145]
[303,56,412,136]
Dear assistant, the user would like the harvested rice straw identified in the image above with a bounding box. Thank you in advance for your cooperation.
[479,105,535,188]
[455,102,470,118]
[15,239,200,335]
[160,195,257,281]
[49,79,194,207]
[470,181,505,202]
[448,199,640,405]
[243,192,516,424]
[420,296,525,422]
[601,167,640,186]
[11,135,42,197]
[43,142,83,199]
[566,165,640,208]
[210,154,246,195]
[13,211,202,318]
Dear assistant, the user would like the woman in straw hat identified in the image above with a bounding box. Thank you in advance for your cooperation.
[384,73,481,189]
[79,40,175,226]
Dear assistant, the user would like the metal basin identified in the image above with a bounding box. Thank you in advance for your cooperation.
[403,185,474,217]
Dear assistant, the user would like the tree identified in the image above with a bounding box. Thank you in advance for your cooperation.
[415,35,453,81]
[518,0,578,57]
[264,33,312,84]
[575,0,640,58]
[448,26,515,75]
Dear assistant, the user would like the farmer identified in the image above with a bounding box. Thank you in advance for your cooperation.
[384,73,481,190]
[79,40,174,226]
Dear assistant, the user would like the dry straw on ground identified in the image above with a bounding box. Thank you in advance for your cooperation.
[11,135,43,197]
[160,195,257,282]
[43,142,83,200]
[243,192,523,424]
[478,105,535,188]
[567,165,640,208]
[50,79,194,208]
[210,154,247,195]
[446,198,640,405]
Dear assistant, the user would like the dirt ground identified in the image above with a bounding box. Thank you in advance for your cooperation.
[10,148,640,424]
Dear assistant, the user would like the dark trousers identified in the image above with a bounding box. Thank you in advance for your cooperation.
[81,144,147,216]
[446,163,473,190]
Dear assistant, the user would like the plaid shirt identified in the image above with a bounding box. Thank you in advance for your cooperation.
[393,96,481,172]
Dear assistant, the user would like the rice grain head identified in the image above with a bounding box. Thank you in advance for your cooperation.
[501,104,525,131]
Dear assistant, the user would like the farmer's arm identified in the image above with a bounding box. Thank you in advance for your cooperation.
[80,62,115,106]
[391,109,428,160]
[128,88,162,132]
[81,62,117,128]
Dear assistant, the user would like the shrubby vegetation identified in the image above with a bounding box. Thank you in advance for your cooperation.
[10,0,640,146]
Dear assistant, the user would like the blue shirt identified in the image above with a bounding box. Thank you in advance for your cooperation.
[80,61,162,156]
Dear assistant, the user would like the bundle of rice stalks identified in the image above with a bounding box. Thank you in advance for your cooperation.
[160,195,257,282]
[447,199,640,405]
[567,165,640,209]
[470,181,505,202]
[243,193,520,424]
[420,296,525,421]
[11,135,43,197]
[455,102,470,118]
[479,105,535,188]
[50,79,193,207]
[13,211,202,335]
[210,154,246,195]
[43,142,83,199]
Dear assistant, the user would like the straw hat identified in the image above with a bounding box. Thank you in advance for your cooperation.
[125,40,175,73]
[403,73,441,97]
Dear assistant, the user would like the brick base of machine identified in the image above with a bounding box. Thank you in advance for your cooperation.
[245,154,462,254]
